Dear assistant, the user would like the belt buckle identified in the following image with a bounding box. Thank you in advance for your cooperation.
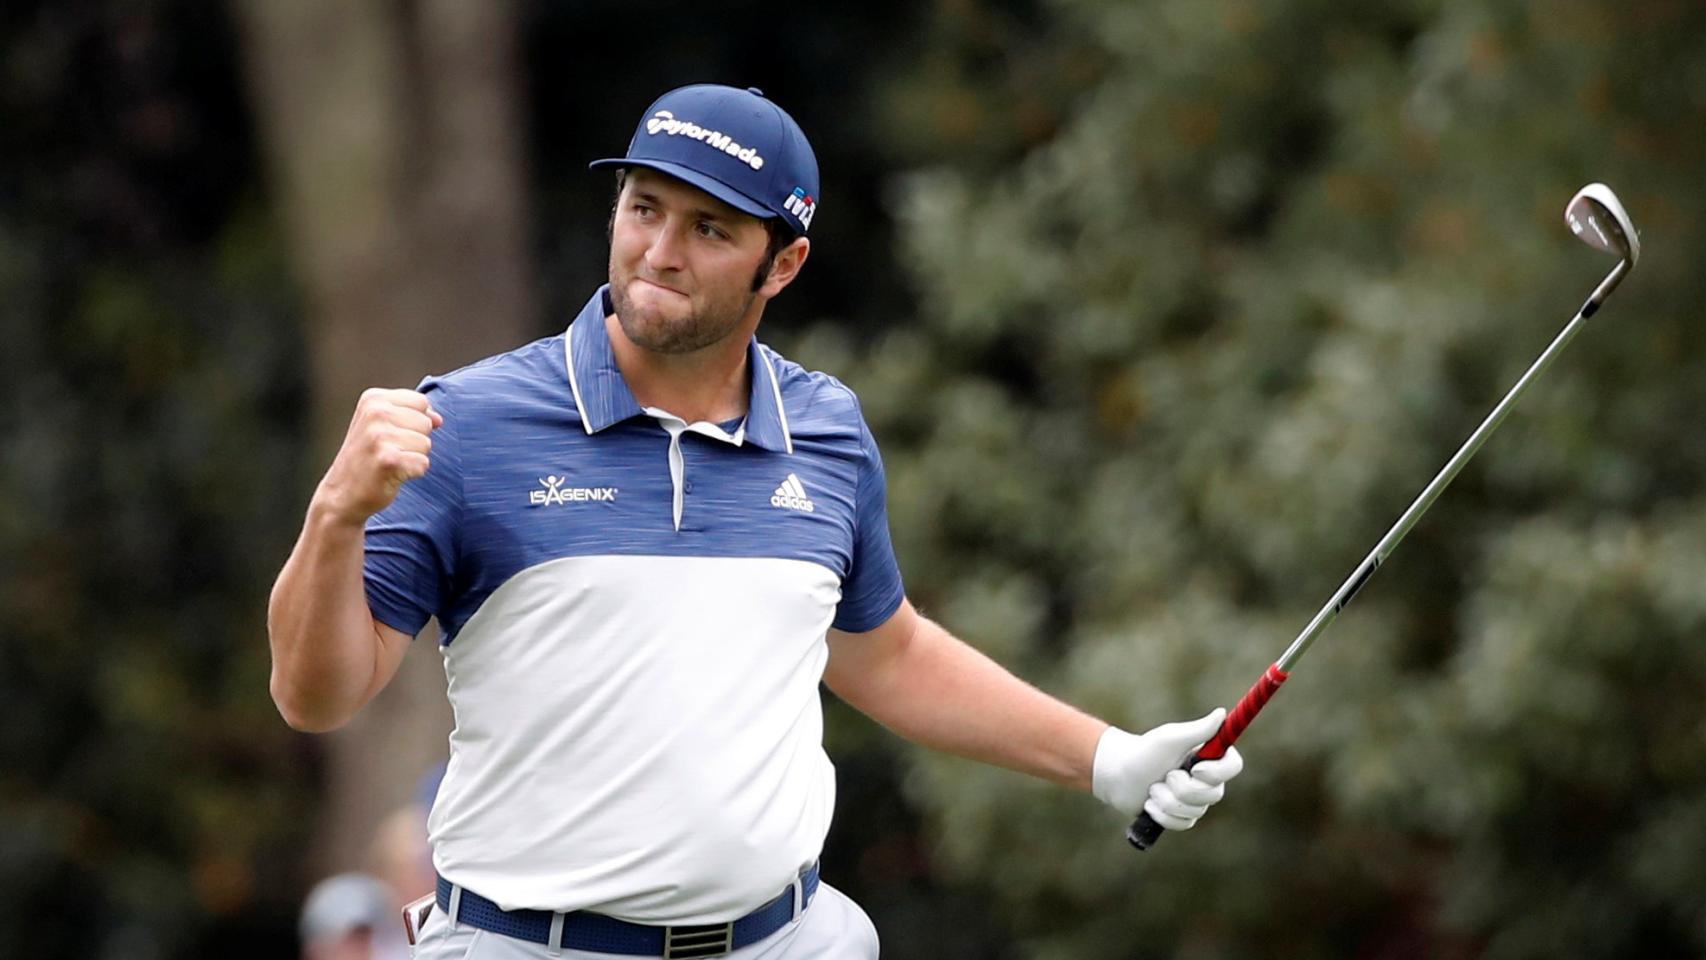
[662,921,735,959]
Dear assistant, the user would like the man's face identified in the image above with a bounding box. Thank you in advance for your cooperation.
[607,168,776,355]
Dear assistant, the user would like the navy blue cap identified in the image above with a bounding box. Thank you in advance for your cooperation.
[591,84,820,235]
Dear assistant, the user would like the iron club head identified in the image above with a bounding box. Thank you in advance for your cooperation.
[1566,183,1640,267]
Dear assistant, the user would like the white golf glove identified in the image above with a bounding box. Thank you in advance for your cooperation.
[1091,708,1244,831]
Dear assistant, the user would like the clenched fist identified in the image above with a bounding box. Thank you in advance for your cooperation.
[313,388,443,524]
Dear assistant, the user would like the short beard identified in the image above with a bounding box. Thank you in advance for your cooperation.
[608,274,758,355]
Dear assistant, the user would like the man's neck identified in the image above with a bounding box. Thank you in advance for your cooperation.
[604,313,753,425]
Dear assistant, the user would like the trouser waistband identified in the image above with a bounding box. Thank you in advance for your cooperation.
[435,862,821,959]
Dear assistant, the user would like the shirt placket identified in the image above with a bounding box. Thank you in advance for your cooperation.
[645,409,745,532]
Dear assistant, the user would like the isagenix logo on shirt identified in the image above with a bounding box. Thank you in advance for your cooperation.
[530,475,618,506]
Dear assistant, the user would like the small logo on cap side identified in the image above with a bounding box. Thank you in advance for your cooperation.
[783,187,816,229]
[644,110,765,170]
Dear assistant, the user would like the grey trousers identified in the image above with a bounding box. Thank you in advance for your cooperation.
[411,883,879,960]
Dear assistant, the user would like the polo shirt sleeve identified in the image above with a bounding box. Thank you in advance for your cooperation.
[363,378,462,638]
[831,416,906,633]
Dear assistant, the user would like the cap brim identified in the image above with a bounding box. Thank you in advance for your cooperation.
[589,158,774,222]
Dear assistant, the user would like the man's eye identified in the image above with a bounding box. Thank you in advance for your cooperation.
[696,222,726,240]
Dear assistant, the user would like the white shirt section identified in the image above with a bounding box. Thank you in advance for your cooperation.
[427,554,844,923]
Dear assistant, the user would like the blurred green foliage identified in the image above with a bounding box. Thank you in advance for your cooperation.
[792,0,1706,957]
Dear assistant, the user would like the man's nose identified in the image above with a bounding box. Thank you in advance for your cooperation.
[644,221,687,271]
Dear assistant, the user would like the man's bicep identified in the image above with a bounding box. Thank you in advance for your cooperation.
[824,598,920,706]
[362,618,417,703]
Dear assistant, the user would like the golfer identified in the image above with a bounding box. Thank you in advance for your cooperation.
[268,84,1243,960]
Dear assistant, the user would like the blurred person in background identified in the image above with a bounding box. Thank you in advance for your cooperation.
[299,873,410,960]
[369,763,443,908]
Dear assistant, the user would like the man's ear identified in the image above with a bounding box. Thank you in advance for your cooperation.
[758,236,810,300]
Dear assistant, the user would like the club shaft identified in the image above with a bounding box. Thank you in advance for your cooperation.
[1276,259,1630,673]
[1126,253,1632,852]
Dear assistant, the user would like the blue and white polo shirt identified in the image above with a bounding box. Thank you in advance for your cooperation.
[363,285,905,924]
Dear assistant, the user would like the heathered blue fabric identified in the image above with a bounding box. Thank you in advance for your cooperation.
[363,286,905,644]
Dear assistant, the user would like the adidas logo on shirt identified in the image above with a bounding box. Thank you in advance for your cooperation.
[770,473,815,513]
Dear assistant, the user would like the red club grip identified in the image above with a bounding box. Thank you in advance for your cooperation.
[1195,662,1288,761]
[1126,662,1289,851]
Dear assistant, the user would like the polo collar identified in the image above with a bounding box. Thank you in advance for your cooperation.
[564,285,794,454]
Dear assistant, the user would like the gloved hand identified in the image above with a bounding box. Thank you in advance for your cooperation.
[1091,708,1244,831]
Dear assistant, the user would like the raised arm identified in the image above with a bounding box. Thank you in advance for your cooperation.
[268,388,440,732]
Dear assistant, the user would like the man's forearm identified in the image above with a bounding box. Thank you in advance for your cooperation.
[829,616,1108,791]
[267,500,390,731]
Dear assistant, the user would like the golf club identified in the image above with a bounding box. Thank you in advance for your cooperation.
[1128,182,1641,851]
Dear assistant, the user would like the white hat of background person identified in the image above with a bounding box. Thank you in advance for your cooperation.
[299,872,393,944]
[590,84,821,236]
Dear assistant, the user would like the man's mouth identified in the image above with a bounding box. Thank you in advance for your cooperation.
[634,277,687,297]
